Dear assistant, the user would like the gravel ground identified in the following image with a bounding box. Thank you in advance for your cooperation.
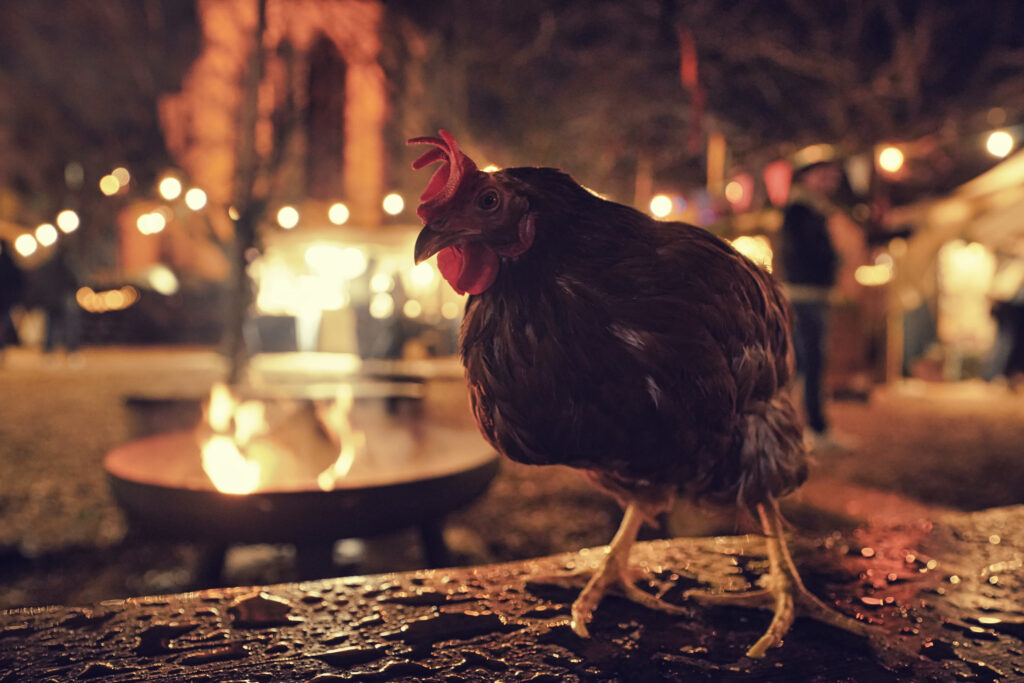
[2,347,1023,610]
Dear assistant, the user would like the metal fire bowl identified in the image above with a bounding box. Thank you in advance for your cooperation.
[105,429,499,544]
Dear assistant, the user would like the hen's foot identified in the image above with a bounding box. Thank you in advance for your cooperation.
[532,504,687,638]
[684,501,870,658]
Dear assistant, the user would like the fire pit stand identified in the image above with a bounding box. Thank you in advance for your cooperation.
[105,427,499,583]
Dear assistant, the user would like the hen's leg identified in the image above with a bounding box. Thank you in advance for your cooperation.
[685,500,869,657]
[570,503,687,637]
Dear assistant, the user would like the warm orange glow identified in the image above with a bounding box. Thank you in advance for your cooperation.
[14,234,38,257]
[316,386,366,491]
[35,223,58,247]
[137,212,167,235]
[878,146,904,173]
[201,383,264,495]
[382,193,405,216]
[56,210,80,234]
[184,187,208,210]
[724,181,744,203]
[99,174,120,196]
[328,202,350,225]
[649,194,672,218]
[277,205,299,229]
[75,286,139,313]
[158,176,183,200]
[730,235,774,272]
[986,130,1014,158]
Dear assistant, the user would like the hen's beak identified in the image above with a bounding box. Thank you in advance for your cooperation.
[414,222,475,264]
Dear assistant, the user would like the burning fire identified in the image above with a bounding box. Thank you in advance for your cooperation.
[199,382,367,495]
[201,383,266,494]
[315,385,366,491]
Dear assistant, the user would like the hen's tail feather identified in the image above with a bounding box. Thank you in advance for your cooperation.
[735,393,808,508]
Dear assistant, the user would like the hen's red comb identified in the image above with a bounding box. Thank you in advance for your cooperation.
[408,129,478,222]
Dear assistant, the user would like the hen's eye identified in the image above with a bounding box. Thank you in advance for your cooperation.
[476,189,500,212]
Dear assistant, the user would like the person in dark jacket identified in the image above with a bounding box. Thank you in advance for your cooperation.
[780,160,842,447]
[0,238,25,363]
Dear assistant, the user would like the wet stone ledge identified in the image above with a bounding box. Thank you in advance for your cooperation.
[2,505,1024,681]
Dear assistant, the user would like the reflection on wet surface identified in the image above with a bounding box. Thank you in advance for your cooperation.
[1,504,1023,680]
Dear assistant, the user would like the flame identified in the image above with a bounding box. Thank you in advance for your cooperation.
[200,382,265,495]
[316,385,367,491]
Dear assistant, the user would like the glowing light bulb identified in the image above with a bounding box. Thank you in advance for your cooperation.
[99,174,120,196]
[725,181,744,203]
[56,210,80,234]
[382,193,405,216]
[158,176,182,200]
[986,130,1014,158]
[14,234,38,257]
[328,202,350,225]
[649,194,672,218]
[184,188,207,210]
[878,146,904,173]
[277,206,299,229]
[35,223,58,247]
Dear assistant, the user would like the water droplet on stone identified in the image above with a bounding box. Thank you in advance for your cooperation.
[381,610,517,644]
[311,645,386,668]
[135,622,200,656]
[228,592,302,628]
[180,642,250,665]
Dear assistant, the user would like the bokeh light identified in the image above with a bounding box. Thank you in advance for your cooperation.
[328,202,350,225]
[369,293,395,319]
[158,176,183,200]
[985,130,1014,158]
[878,146,904,173]
[403,299,422,318]
[184,188,207,210]
[14,234,38,257]
[111,167,131,186]
[382,193,405,216]
[277,206,299,229]
[649,194,672,218]
[99,174,120,196]
[56,209,80,234]
[35,223,58,247]
[410,262,435,288]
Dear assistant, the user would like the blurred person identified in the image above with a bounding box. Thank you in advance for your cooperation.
[0,238,25,364]
[985,255,1024,387]
[28,246,81,362]
[779,159,846,451]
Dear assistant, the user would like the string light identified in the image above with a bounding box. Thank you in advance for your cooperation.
[184,188,207,210]
[99,174,120,196]
[878,146,904,173]
[382,193,405,216]
[158,176,182,200]
[35,223,58,247]
[328,202,350,225]
[56,210,80,234]
[649,194,672,218]
[276,206,299,229]
[986,130,1014,158]
[14,234,38,257]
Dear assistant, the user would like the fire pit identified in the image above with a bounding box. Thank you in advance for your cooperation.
[105,380,498,580]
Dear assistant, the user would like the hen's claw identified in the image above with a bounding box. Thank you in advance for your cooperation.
[529,504,686,638]
[685,501,871,658]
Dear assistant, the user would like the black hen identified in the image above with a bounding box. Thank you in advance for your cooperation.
[410,130,866,657]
